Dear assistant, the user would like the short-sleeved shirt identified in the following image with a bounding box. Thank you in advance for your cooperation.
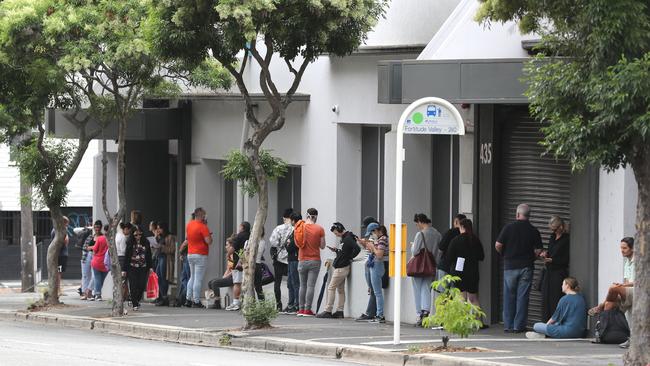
[546,293,587,338]
[496,220,542,270]
[298,223,325,261]
[186,220,210,255]
[623,257,635,283]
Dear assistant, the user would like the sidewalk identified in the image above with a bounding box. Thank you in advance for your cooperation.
[0,285,625,366]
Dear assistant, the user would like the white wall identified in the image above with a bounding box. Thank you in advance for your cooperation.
[0,140,97,212]
[598,167,637,300]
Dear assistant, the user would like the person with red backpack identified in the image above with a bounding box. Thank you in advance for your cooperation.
[295,208,325,316]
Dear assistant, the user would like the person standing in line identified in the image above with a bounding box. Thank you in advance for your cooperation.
[185,207,213,308]
[50,216,70,295]
[316,222,360,319]
[281,212,302,314]
[410,213,441,326]
[527,277,586,339]
[356,217,380,321]
[495,203,543,333]
[541,216,570,321]
[360,223,388,323]
[244,227,268,300]
[88,228,109,301]
[80,220,102,300]
[225,221,250,311]
[296,208,325,317]
[122,226,153,310]
[155,222,176,306]
[438,214,467,278]
[446,218,486,327]
[270,209,294,311]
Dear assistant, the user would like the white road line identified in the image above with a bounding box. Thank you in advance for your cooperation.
[527,356,568,365]
[362,338,589,345]
[2,339,52,347]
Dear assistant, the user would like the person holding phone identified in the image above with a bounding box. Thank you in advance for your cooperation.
[316,222,360,319]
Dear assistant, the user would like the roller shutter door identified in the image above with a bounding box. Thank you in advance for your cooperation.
[497,107,571,326]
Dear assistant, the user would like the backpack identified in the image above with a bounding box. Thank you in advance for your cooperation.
[350,237,361,258]
[294,220,306,248]
[595,308,630,344]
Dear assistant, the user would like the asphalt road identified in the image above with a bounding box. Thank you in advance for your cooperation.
[0,321,362,366]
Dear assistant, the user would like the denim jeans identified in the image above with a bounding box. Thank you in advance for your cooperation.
[503,267,533,331]
[369,261,385,317]
[156,254,168,298]
[186,254,208,303]
[364,265,377,317]
[411,276,434,315]
[533,322,548,335]
[176,257,191,301]
[92,268,108,296]
[298,260,321,311]
[287,261,299,307]
[81,252,94,292]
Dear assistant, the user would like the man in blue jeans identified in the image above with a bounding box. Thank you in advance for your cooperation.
[495,203,542,333]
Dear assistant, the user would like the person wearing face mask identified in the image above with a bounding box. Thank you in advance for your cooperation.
[269,209,294,311]
[359,223,388,323]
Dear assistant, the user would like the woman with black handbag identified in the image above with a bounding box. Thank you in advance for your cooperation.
[408,213,441,326]
[540,216,570,321]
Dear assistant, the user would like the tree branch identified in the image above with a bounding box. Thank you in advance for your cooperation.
[224,63,260,129]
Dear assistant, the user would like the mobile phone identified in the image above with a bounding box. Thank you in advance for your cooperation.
[327,246,337,252]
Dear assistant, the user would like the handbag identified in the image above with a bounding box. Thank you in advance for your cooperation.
[146,272,159,299]
[406,233,436,277]
[103,250,112,270]
[260,263,275,285]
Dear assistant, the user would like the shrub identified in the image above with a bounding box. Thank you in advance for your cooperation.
[423,275,485,347]
[241,295,278,329]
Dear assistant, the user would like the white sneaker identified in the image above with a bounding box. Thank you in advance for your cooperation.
[525,331,545,339]
[225,303,240,311]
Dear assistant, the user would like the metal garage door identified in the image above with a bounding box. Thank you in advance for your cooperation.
[497,107,571,326]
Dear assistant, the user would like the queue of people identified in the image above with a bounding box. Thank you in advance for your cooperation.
[63,202,635,348]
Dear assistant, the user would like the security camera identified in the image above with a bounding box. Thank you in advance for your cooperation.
[331,104,339,113]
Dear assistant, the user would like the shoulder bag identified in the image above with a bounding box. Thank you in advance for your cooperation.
[406,232,436,277]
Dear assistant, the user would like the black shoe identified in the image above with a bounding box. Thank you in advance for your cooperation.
[316,311,333,318]
[370,316,386,323]
[332,311,344,319]
[513,329,526,333]
[276,303,283,312]
[480,323,490,330]
[155,297,169,307]
[191,301,204,308]
[355,313,373,322]
[184,300,193,308]
[77,288,83,296]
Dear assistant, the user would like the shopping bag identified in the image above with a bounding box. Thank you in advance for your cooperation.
[146,272,159,299]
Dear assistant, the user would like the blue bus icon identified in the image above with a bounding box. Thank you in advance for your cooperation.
[427,105,442,117]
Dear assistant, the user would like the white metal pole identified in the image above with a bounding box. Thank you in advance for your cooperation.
[393,97,465,345]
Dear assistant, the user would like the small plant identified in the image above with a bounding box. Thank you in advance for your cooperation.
[219,333,232,346]
[241,295,278,329]
[422,275,485,348]
[407,345,421,353]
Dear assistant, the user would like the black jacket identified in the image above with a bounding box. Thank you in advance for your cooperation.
[286,231,299,262]
[123,235,153,273]
[333,231,359,269]
[438,227,460,272]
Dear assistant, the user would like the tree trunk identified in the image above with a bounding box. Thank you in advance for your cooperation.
[242,145,269,329]
[20,176,34,293]
[108,116,128,317]
[45,206,66,305]
[625,151,650,366]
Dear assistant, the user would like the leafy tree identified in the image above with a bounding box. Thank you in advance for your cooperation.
[0,0,101,304]
[148,0,387,328]
[477,0,650,363]
[1,0,229,314]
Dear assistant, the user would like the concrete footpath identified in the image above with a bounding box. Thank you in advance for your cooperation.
[0,284,625,366]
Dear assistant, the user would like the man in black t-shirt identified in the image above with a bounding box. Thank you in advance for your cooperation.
[495,203,542,333]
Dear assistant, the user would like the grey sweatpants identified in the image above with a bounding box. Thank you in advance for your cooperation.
[298,260,321,311]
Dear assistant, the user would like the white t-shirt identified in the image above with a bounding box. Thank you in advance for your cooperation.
[115,231,127,256]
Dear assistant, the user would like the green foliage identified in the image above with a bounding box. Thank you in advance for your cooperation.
[14,138,75,208]
[218,333,232,346]
[221,150,288,197]
[188,59,233,92]
[477,0,650,172]
[241,295,278,328]
[423,275,485,339]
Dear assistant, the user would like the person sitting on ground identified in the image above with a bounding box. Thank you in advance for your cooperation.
[588,237,634,348]
[316,222,360,319]
[207,236,237,309]
[122,226,153,310]
[225,221,250,311]
[526,277,586,339]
